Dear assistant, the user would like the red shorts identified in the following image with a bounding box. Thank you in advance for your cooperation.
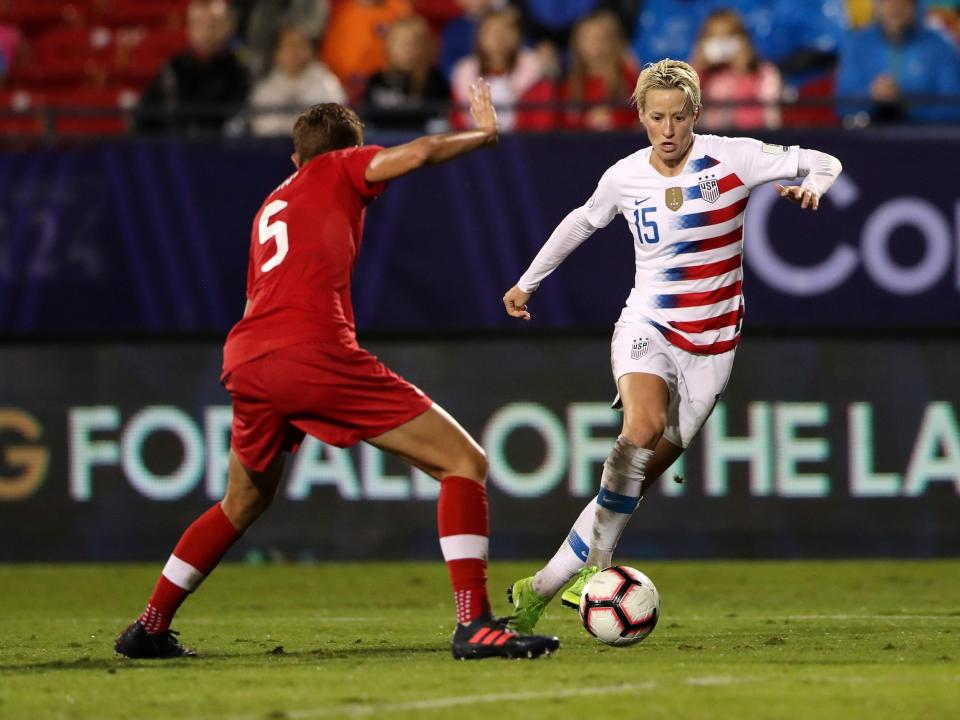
[223,341,433,471]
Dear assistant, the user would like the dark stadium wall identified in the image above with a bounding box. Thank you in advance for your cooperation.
[0,336,958,561]
[0,131,958,336]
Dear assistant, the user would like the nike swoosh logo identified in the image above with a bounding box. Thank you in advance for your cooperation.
[634,196,651,205]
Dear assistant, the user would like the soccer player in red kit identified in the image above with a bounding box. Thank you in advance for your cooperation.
[115,81,560,661]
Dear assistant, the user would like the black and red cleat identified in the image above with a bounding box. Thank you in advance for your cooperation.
[451,616,559,660]
[114,621,196,659]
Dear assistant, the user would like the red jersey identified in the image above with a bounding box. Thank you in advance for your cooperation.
[222,145,386,376]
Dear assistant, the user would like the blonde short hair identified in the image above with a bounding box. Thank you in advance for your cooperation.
[632,59,701,112]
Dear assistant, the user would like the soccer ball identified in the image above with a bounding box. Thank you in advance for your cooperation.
[579,566,659,646]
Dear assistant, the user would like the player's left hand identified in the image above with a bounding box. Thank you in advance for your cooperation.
[503,285,532,320]
[775,184,819,211]
[470,78,498,139]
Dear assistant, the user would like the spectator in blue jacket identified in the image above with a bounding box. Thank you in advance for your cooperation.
[838,0,960,123]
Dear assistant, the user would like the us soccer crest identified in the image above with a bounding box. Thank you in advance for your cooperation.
[665,187,683,211]
[631,337,649,360]
[698,175,719,204]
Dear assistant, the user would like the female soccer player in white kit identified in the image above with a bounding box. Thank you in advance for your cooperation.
[503,59,843,632]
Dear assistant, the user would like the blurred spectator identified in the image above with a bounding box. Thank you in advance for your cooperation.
[243,0,330,78]
[632,0,717,65]
[0,24,21,77]
[136,0,250,134]
[691,8,782,130]
[927,0,960,42]
[320,0,414,99]
[362,15,450,130]
[513,0,601,51]
[248,26,345,136]
[562,9,638,130]
[734,0,846,81]
[440,0,498,79]
[838,0,960,123]
[450,7,548,130]
[631,1,845,83]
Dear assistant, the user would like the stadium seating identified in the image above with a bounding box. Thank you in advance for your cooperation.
[0,0,186,135]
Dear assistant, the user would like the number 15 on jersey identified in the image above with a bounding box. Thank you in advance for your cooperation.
[633,204,659,244]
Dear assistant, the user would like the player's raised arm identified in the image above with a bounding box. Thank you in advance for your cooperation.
[364,80,498,184]
[775,148,843,211]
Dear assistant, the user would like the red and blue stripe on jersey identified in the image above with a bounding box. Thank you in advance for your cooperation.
[650,169,747,355]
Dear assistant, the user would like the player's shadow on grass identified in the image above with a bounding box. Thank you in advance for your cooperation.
[0,644,446,672]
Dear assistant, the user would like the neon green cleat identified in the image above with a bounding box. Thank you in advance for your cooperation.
[560,565,600,609]
[507,576,551,634]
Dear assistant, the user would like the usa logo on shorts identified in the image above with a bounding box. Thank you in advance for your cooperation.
[631,338,649,360]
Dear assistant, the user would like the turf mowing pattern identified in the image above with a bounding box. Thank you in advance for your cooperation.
[1,561,958,719]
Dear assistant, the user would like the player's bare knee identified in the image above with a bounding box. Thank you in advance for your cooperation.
[223,484,274,529]
[621,412,665,449]
[449,445,488,484]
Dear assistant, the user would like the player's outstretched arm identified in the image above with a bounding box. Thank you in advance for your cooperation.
[775,148,842,212]
[502,206,601,321]
[364,79,498,184]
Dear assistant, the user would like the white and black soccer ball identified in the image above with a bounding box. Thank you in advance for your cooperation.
[578,566,659,646]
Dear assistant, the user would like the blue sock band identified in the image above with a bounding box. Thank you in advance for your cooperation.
[566,529,589,561]
[596,487,640,514]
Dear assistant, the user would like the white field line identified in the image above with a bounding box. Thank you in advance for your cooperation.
[220,674,960,720]
[223,673,960,720]
[226,681,661,720]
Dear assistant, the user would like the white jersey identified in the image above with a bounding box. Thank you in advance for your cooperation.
[585,133,800,355]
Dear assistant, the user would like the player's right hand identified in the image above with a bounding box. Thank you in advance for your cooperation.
[470,78,498,139]
[503,285,532,321]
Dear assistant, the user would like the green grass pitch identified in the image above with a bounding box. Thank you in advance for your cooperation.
[1,561,958,720]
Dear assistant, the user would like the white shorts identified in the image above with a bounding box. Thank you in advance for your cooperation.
[610,321,736,448]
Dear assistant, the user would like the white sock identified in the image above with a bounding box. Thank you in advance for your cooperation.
[531,498,598,599]
[585,435,652,569]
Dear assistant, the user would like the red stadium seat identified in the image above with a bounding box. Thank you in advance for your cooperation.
[43,87,139,135]
[114,25,186,84]
[781,74,840,128]
[0,89,45,137]
[413,0,462,32]
[91,0,189,28]
[13,26,115,89]
[0,0,93,31]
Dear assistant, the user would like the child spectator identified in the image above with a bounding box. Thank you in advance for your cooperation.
[440,0,497,79]
[320,0,413,99]
[362,15,450,130]
[450,7,548,130]
[248,26,345,136]
[562,9,638,130]
[691,8,782,130]
[243,0,330,78]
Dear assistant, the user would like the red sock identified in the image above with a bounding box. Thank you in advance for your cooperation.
[139,503,241,633]
[437,476,491,625]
